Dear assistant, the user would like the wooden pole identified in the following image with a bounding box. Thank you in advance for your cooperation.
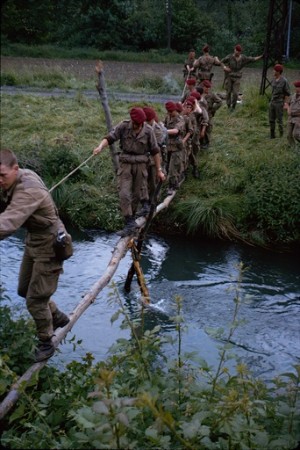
[95,60,119,173]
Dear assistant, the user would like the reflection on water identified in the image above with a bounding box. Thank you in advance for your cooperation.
[1,229,299,380]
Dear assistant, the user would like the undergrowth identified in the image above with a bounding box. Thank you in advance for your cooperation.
[0,266,299,449]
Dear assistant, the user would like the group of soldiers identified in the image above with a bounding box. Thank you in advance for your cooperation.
[184,44,300,145]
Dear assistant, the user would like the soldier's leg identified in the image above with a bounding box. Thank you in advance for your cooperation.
[25,258,63,342]
[232,79,240,109]
[18,247,34,298]
[134,163,150,216]
[117,163,133,217]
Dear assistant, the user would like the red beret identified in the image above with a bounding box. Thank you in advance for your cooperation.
[143,106,156,122]
[176,102,183,112]
[274,64,283,73]
[202,44,210,52]
[294,80,300,88]
[185,98,194,107]
[202,79,212,88]
[165,101,177,112]
[186,78,196,86]
[130,107,146,124]
[235,44,242,52]
[190,91,201,100]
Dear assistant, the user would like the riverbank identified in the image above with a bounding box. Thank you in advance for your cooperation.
[1,58,299,249]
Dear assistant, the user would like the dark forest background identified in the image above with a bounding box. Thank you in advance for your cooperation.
[1,0,300,59]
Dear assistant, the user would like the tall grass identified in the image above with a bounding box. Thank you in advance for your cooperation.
[1,71,299,246]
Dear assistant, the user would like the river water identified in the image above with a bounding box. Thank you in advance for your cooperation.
[1,229,299,382]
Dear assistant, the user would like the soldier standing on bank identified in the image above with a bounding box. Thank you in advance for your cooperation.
[200,79,223,148]
[221,44,263,111]
[269,64,291,139]
[183,48,196,80]
[0,149,71,362]
[193,44,224,84]
[93,107,165,237]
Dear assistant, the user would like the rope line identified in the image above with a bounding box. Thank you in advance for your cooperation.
[49,154,94,193]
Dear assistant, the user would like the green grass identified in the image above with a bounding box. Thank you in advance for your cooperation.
[1,69,299,247]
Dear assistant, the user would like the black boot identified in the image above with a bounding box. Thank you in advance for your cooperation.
[117,216,138,237]
[35,339,55,362]
[52,309,70,330]
[270,129,275,139]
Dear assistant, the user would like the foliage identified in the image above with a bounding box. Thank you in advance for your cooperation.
[1,0,299,58]
[1,270,300,449]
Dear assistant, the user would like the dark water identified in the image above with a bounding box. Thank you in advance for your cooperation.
[1,229,299,381]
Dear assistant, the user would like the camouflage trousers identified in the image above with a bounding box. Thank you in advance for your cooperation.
[18,243,63,341]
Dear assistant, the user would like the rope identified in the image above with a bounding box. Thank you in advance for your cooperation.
[49,154,94,193]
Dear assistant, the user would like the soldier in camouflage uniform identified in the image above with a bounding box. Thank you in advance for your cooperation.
[269,64,291,139]
[182,98,199,177]
[284,80,300,148]
[0,149,71,362]
[193,44,224,84]
[164,101,187,194]
[189,91,209,153]
[201,79,223,148]
[222,44,263,111]
[183,48,196,80]
[93,107,165,236]
[143,106,168,202]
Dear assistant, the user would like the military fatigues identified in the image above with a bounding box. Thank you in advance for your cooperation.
[221,53,257,109]
[269,76,291,138]
[203,91,223,144]
[148,121,168,201]
[0,169,68,342]
[164,114,186,190]
[193,55,221,83]
[181,113,194,172]
[105,120,159,217]
[183,56,196,79]
[287,93,300,148]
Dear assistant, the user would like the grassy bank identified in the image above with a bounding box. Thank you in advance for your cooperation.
[1,66,299,249]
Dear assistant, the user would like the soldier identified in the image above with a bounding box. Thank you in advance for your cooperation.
[201,79,223,148]
[143,106,168,202]
[221,44,263,111]
[189,91,209,152]
[269,64,291,139]
[181,77,197,103]
[164,101,187,194]
[182,97,199,178]
[284,80,300,148]
[93,107,165,236]
[183,48,196,80]
[193,44,224,84]
[0,149,71,362]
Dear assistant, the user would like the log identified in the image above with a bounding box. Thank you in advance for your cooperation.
[95,60,119,173]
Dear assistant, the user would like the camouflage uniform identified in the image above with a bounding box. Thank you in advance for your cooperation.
[269,76,291,138]
[0,169,69,343]
[203,91,223,143]
[104,120,159,216]
[148,121,168,201]
[221,53,258,109]
[193,54,221,83]
[287,92,300,147]
[164,114,186,190]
